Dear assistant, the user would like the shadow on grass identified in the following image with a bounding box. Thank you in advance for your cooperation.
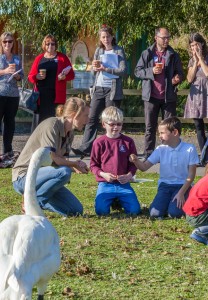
[82,208,182,221]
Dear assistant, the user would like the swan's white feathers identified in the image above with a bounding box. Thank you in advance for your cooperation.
[0,148,60,299]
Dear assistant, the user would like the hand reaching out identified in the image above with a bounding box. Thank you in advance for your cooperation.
[129,154,138,163]
[73,160,89,174]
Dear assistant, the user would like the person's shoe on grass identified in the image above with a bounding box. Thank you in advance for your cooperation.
[190,228,208,245]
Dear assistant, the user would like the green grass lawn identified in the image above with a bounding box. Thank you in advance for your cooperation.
[0,169,208,300]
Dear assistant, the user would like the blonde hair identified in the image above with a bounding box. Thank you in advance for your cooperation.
[101,106,123,123]
[56,97,87,119]
[42,34,58,52]
[0,32,15,54]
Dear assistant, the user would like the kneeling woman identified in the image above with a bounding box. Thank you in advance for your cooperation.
[183,165,208,245]
[12,97,89,217]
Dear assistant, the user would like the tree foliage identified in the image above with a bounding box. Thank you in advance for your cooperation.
[1,0,208,53]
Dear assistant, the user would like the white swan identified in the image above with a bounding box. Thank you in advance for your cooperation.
[0,147,61,300]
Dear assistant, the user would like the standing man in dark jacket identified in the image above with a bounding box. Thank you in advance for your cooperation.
[135,27,184,159]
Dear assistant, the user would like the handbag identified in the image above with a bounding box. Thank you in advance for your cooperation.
[19,79,39,111]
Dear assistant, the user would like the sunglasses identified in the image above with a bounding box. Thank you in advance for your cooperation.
[105,122,122,127]
[45,42,55,46]
[2,40,13,44]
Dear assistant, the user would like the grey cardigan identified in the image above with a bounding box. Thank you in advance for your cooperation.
[134,43,184,102]
[92,45,127,100]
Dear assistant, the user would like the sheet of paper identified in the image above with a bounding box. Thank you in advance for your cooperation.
[100,53,118,69]
[101,72,119,80]
[131,176,154,183]
[7,69,22,82]
[62,66,71,75]
[100,53,119,79]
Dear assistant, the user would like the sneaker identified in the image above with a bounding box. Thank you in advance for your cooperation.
[190,228,208,245]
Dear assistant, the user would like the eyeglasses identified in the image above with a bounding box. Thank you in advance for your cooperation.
[2,40,13,44]
[45,42,55,46]
[157,36,171,41]
[105,122,122,127]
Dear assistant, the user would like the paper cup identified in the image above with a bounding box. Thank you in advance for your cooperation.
[39,69,46,76]
[94,60,101,68]
[155,62,163,69]
[9,63,16,71]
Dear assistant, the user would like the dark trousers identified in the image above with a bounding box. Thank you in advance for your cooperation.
[38,88,56,124]
[144,97,176,155]
[193,118,207,152]
[0,96,19,153]
[78,87,121,154]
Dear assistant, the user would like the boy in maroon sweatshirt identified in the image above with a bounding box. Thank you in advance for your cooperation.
[90,106,141,215]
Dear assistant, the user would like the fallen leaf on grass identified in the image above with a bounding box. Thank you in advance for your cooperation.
[128,278,139,285]
[180,245,190,250]
[161,251,172,255]
[76,265,91,276]
[76,239,92,249]
[62,287,75,297]
[176,237,184,241]
[174,227,190,233]
[66,271,74,276]
[60,239,65,246]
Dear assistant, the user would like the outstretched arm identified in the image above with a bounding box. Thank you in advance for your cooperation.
[129,154,153,171]
[51,152,89,174]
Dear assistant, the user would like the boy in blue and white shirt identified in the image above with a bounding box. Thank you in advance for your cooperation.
[130,116,199,218]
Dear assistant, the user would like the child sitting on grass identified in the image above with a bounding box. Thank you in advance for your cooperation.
[90,106,141,216]
[130,116,199,219]
[183,165,208,245]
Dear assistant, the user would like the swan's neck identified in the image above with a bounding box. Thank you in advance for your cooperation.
[24,155,45,217]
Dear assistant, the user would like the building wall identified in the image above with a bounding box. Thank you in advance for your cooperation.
[79,35,97,62]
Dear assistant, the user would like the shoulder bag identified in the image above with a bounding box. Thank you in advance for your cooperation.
[19,79,39,112]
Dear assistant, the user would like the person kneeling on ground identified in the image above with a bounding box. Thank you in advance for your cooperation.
[130,116,199,219]
[12,97,89,217]
[183,165,208,245]
[90,106,141,216]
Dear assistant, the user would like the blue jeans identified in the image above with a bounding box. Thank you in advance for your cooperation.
[95,182,141,216]
[13,166,83,216]
[149,182,190,218]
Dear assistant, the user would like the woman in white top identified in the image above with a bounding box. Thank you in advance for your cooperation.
[72,25,127,157]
